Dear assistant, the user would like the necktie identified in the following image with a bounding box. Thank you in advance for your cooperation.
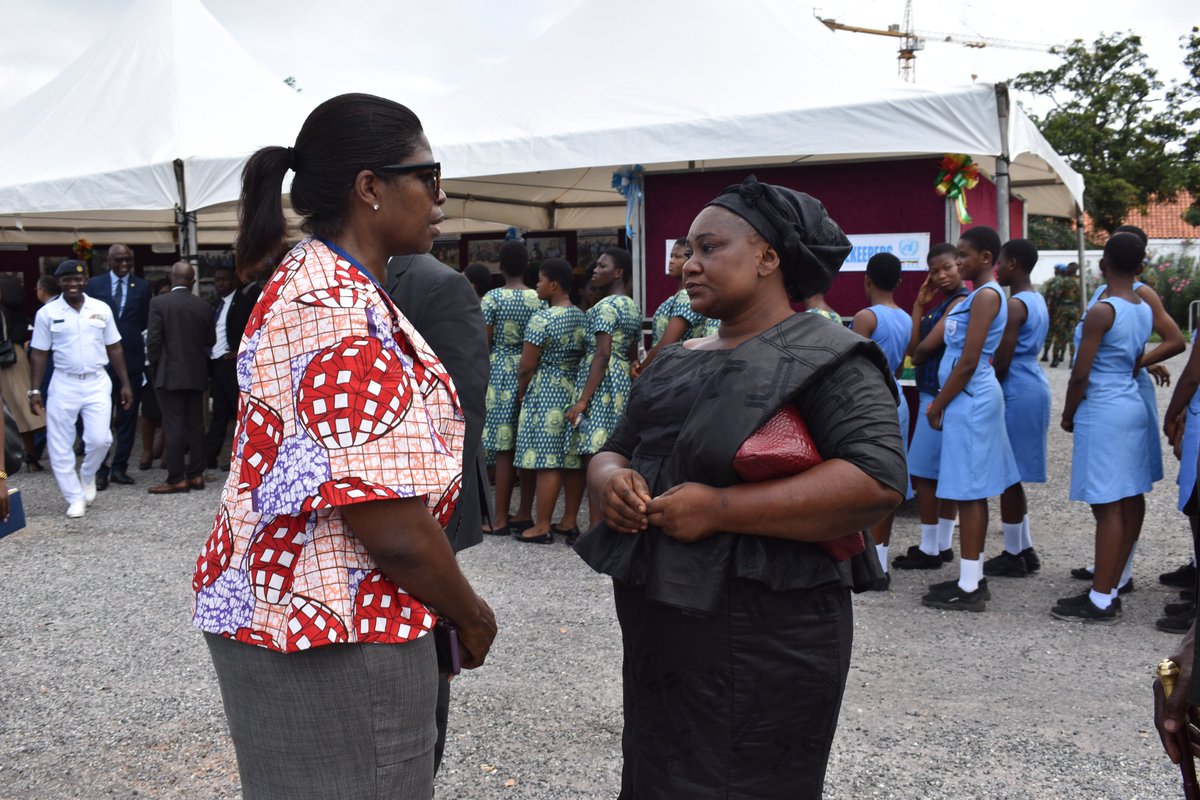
[114,277,125,318]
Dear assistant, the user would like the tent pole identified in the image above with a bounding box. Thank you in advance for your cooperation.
[1075,205,1087,312]
[994,84,1011,244]
[632,172,646,317]
[173,158,200,293]
[944,197,960,244]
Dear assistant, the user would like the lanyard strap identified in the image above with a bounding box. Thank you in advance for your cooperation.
[317,238,399,328]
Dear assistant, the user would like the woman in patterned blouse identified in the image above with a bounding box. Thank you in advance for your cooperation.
[192,93,496,799]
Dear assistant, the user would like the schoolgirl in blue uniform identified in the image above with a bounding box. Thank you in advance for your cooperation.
[1054,233,1157,623]
[986,239,1049,578]
[894,243,968,571]
[850,252,911,587]
[921,226,1019,612]
[1069,224,1183,592]
[1161,330,1200,631]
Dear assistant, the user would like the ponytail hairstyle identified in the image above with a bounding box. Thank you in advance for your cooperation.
[236,93,425,282]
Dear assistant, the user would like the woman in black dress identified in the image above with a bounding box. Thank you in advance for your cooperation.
[577,176,907,798]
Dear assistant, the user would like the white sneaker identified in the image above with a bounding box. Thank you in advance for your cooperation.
[82,476,97,505]
[66,500,86,519]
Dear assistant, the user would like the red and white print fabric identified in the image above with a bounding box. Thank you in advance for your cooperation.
[190,238,464,653]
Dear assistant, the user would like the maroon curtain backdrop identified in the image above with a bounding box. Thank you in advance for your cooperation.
[642,158,1023,320]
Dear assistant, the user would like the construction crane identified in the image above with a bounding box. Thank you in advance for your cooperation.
[817,1,1060,82]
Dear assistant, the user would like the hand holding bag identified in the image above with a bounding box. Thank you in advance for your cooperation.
[732,405,865,561]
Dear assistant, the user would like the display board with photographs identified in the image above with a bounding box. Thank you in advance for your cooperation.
[577,231,622,272]
[431,240,460,269]
[195,249,235,299]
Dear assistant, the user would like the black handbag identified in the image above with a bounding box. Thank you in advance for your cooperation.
[0,312,16,368]
[4,407,23,475]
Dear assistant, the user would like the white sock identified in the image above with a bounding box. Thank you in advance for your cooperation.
[1119,542,1137,588]
[958,557,983,593]
[876,543,889,573]
[1002,522,1023,556]
[937,517,955,552]
[1020,515,1033,551]
[919,524,939,556]
[1090,589,1113,610]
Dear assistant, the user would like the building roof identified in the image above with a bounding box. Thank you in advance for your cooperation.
[1122,191,1200,240]
[1084,191,1200,241]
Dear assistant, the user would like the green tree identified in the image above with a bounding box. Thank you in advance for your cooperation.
[1026,215,1103,251]
[1168,27,1200,227]
[1012,33,1187,234]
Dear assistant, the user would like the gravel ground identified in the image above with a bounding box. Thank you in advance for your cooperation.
[0,350,1195,799]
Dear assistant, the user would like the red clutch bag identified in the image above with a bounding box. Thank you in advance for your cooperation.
[732,405,865,561]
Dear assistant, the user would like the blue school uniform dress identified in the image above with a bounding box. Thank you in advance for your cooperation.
[908,288,969,480]
[1086,282,1163,483]
[1002,291,1051,483]
[935,281,1020,500]
[1070,297,1153,503]
[1178,331,1200,510]
[857,304,913,498]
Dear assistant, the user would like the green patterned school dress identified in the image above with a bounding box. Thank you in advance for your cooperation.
[806,307,842,324]
[515,305,586,470]
[481,287,545,452]
[650,289,711,346]
[574,294,641,456]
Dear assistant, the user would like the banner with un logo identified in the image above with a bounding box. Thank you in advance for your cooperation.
[840,233,930,271]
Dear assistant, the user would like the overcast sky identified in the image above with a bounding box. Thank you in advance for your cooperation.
[0,0,1194,112]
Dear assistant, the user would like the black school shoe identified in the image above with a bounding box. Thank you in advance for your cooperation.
[1069,568,1135,595]
[1165,600,1196,617]
[893,546,944,570]
[1055,589,1123,617]
[983,550,1028,577]
[1020,547,1041,573]
[551,525,581,547]
[927,577,991,600]
[513,528,553,545]
[1160,561,1197,588]
[921,579,987,612]
[1157,611,1194,634]
[1051,595,1119,624]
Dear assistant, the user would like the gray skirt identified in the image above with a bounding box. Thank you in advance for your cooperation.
[204,632,438,800]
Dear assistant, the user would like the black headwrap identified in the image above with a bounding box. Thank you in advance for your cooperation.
[705,175,852,300]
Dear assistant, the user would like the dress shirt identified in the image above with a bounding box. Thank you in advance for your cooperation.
[30,294,121,374]
[211,291,234,359]
[111,272,128,318]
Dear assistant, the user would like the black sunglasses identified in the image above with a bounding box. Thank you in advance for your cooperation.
[374,161,441,197]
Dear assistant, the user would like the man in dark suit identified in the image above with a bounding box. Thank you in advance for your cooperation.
[86,243,151,488]
[205,266,261,469]
[146,261,215,494]
[386,252,492,773]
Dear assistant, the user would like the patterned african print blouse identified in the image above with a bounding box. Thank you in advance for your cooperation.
[191,238,464,653]
[650,288,711,346]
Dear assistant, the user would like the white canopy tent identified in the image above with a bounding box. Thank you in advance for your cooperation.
[423,0,1082,230]
[0,0,1083,263]
[0,0,311,248]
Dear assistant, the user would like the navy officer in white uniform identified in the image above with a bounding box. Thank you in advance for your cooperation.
[28,259,133,518]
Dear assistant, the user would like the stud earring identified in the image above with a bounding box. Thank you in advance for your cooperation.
[372,203,380,211]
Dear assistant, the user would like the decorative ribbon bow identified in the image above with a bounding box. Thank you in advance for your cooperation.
[72,237,94,263]
[612,165,645,240]
[934,154,981,225]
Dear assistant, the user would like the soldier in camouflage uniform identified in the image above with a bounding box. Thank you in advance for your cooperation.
[1039,267,1063,362]
[1049,262,1081,367]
